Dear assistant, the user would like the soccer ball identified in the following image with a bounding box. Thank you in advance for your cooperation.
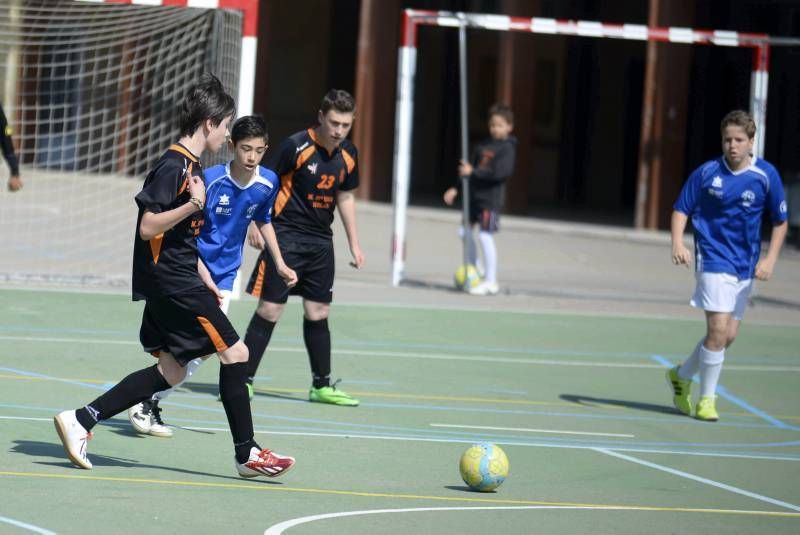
[454,264,481,290]
[459,442,509,492]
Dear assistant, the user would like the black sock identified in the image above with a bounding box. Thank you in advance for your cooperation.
[219,361,258,463]
[244,314,276,382]
[304,317,331,389]
[75,364,170,431]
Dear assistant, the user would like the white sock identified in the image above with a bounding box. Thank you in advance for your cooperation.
[478,231,497,284]
[678,338,704,380]
[698,345,725,398]
[458,226,478,266]
[152,357,204,402]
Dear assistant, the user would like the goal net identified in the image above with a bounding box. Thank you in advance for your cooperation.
[0,0,243,289]
[390,9,785,287]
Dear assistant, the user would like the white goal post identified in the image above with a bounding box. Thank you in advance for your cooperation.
[0,0,258,289]
[389,9,798,287]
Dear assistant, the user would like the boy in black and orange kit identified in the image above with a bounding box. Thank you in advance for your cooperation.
[53,74,295,479]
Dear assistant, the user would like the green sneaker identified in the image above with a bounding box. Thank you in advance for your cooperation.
[666,365,692,416]
[695,396,719,421]
[309,381,359,406]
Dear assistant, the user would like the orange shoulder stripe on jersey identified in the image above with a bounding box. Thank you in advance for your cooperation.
[274,144,316,217]
[197,316,229,353]
[273,171,294,217]
[149,232,164,264]
[168,144,199,162]
[341,148,356,174]
[295,144,316,170]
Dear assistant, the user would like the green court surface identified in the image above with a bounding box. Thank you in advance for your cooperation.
[1,288,799,534]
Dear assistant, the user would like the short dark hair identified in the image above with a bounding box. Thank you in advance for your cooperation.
[720,110,755,139]
[488,103,513,125]
[178,73,236,137]
[320,89,356,115]
[231,115,268,145]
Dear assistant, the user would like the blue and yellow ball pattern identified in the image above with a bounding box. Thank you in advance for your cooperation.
[459,442,509,492]
[454,264,481,290]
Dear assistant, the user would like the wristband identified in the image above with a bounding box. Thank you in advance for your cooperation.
[189,197,204,211]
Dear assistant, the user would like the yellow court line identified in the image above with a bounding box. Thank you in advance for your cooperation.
[3,373,800,421]
[1,471,798,518]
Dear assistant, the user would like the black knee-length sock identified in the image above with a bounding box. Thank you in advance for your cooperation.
[75,364,170,431]
[219,361,258,463]
[244,314,276,383]
[304,317,331,389]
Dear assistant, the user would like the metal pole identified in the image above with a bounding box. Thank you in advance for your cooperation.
[458,17,471,290]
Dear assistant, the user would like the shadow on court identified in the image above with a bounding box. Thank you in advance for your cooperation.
[560,394,682,415]
[182,381,308,403]
[444,485,494,494]
[10,440,287,484]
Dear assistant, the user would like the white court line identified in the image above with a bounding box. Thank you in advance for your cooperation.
[430,423,635,438]
[261,506,634,534]
[262,503,799,535]
[0,515,57,535]
[2,415,799,462]
[1,335,797,372]
[595,448,800,512]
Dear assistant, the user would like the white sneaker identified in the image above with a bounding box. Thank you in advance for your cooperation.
[128,402,152,434]
[469,281,499,296]
[236,447,295,478]
[128,400,173,437]
[148,402,173,438]
[54,410,93,469]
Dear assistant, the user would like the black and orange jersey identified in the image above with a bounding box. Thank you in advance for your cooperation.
[267,128,359,244]
[132,143,205,301]
[458,136,517,211]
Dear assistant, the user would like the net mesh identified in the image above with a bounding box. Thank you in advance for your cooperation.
[0,0,242,289]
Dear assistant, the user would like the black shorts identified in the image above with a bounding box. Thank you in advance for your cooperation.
[469,206,500,233]
[247,241,334,304]
[139,286,239,365]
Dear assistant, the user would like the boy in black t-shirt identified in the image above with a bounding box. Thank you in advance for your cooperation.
[444,103,516,296]
[53,74,295,479]
[243,89,364,406]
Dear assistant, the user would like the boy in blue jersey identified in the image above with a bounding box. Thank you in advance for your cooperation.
[127,115,297,437]
[667,110,788,421]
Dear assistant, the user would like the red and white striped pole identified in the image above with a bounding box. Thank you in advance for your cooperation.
[390,10,419,287]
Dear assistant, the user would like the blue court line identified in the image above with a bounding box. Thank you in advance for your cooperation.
[2,324,797,365]
[2,364,793,434]
[0,367,109,392]
[651,355,799,431]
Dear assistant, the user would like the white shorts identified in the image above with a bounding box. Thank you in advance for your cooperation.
[690,272,753,320]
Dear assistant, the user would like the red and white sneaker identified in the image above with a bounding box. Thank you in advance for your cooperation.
[236,447,295,478]
[54,410,93,469]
